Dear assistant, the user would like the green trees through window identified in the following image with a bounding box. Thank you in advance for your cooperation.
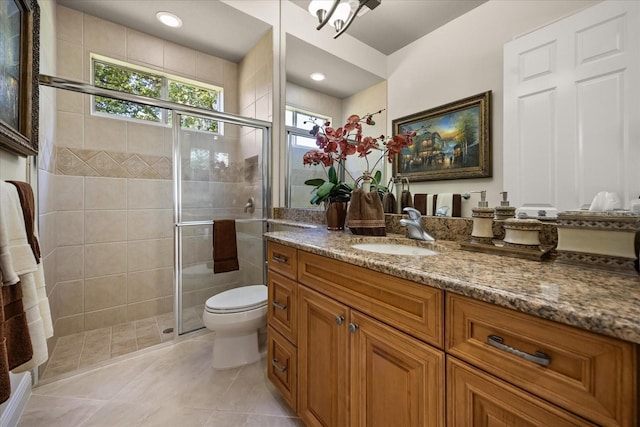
[93,58,221,133]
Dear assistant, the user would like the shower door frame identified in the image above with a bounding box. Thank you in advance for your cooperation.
[172,110,271,335]
[38,75,272,337]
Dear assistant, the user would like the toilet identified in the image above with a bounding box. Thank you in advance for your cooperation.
[202,284,268,370]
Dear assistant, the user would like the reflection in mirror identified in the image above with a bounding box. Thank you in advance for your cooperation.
[285,34,387,209]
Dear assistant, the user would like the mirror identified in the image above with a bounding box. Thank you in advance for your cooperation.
[284,33,387,209]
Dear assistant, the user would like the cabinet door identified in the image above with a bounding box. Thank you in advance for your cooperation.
[350,310,445,427]
[267,270,297,344]
[298,285,349,427]
[267,326,297,412]
[447,357,596,427]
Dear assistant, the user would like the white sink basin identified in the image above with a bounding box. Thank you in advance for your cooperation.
[351,243,440,256]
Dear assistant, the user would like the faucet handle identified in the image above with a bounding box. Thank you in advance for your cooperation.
[403,207,421,220]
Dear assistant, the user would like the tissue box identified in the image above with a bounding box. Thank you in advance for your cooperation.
[556,211,639,275]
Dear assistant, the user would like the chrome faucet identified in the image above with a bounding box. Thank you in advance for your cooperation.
[399,207,435,242]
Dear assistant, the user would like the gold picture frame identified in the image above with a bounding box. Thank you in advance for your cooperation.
[0,0,39,156]
[392,91,491,181]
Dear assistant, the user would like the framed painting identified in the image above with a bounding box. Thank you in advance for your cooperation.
[0,0,39,156]
[392,91,491,181]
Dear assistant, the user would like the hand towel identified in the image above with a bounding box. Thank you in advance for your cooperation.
[33,263,53,338]
[413,194,427,215]
[7,182,41,263]
[2,283,32,370]
[0,181,37,285]
[0,336,8,404]
[347,189,386,236]
[213,220,239,273]
[436,193,454,217]
[0,278,9,403]
[12,272,48,373]
[433,193,463,217]
[426,195,436,216]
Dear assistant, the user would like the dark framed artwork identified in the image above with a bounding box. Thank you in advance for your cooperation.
[392,91,491,181]
[0,0,39,156]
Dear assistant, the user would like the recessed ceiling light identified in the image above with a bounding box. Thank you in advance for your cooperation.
[310,72,326,81]
[156,11,182,28]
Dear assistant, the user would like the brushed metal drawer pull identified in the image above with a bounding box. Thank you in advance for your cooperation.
[487,335,551,366]
[272,300,287,310]
[272,255,288,263]
[335,315,344,325]
[271,358,287,372]
[348,323,359,333]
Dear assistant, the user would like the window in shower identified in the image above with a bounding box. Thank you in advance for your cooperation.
[285,106,331,148]
[91,54,223,133]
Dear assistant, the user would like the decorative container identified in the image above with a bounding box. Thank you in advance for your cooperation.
[325,199,348,231]
[556,211,639,275]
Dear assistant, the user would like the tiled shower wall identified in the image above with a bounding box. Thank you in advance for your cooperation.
[41,5,271,337]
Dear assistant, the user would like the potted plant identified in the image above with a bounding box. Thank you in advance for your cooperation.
[302,112,415,230]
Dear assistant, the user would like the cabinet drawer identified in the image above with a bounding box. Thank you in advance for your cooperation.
[267,326,297,412]
[267,271,297,344]
[447,357,596,426]
[446,293,637,426]
[267,242,297,280]
[298,250,443,348]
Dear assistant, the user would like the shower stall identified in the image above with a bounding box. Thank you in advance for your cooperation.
[39,76,270,376]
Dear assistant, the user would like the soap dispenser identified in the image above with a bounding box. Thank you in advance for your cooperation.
[470,190,495,244]
[495,191,516,220]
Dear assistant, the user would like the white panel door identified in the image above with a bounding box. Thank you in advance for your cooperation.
[504,0,639,212]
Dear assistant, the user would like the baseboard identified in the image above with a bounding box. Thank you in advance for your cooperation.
[0,372,32,427]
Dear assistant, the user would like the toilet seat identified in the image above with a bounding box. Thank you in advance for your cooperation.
[205,285,267,314]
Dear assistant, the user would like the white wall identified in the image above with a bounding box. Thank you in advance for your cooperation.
[387,0,598,212]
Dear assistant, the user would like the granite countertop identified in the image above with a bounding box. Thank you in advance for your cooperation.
[264,228,640,344]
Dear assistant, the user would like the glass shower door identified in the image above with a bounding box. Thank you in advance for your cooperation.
[173,111,269,335]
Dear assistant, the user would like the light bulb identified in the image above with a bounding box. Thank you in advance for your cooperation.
[156,11,182,28]
[310,72,326,81]
[328,2,351,29]
[308,0,334,20]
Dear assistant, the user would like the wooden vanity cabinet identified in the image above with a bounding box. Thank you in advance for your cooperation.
[297,251,445,427]
[267,240,638,427]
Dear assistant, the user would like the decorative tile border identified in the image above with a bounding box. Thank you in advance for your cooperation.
[56,147,172,179]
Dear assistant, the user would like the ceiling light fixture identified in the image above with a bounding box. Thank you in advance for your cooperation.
[156,11,183,28]
[310,72,326,81]
[308,0,381,39]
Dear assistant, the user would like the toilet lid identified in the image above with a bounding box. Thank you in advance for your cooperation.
[205,285,267,313]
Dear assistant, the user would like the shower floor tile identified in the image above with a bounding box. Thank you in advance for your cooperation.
[42,312,180,381]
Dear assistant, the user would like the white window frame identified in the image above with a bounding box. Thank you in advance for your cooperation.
[285,106,331,148]
[90,54,224,134]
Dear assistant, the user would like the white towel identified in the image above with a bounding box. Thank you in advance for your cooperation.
[0,180,52,371]
[426,195,435,216]
[436,193,454,217]
[0,182,37,285]
[34,262,53,338]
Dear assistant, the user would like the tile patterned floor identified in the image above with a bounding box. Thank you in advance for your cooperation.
[20,332,303,426]
[42,307,205,381]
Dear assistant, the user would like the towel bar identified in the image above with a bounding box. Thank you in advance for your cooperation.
[176,219,266,227]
